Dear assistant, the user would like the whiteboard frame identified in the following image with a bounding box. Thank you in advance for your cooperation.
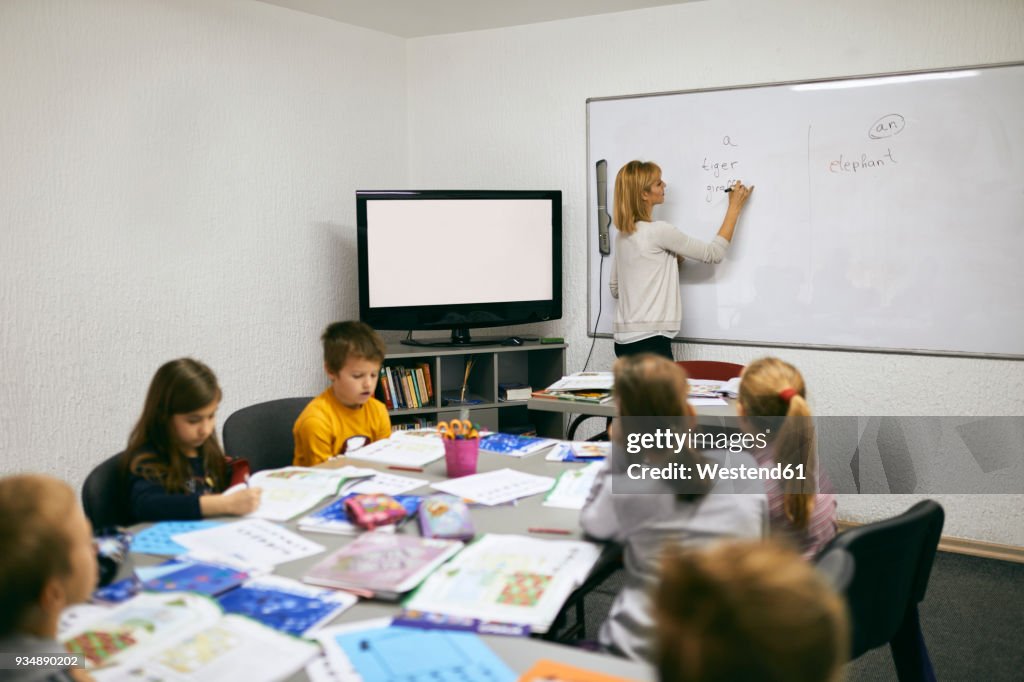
[585,61,1024,360]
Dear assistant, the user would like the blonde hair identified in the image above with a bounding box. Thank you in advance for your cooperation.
[613,160,662,235]
[739,357,816,529]
[654,541,848,682]
[0,475,77,636]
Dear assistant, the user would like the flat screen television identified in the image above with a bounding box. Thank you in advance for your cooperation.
[357,189,562,346]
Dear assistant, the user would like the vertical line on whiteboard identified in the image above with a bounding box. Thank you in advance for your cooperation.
[807,125,813,274]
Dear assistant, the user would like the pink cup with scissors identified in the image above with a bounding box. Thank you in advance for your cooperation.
[439,419,479,478]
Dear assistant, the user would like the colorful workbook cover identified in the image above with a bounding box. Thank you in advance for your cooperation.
[302,532,462,600]
[140,561,248,597]
[217,575,356,637]
[478,433,556,457]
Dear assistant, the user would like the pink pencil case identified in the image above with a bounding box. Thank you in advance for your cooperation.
[343,494,409,530]
[418,494,475,541]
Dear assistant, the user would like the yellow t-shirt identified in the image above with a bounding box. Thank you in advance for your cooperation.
[292,387,391,466]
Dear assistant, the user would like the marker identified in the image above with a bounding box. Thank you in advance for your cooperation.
[388,465,424,473]
[724,187,733,193]
[243,473,251,488]
[528,527,572,535]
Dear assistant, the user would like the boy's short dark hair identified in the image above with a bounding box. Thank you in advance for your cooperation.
[322,321,386,373]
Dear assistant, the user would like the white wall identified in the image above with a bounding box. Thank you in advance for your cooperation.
[405,0,1024,545]
[0,0,405,484]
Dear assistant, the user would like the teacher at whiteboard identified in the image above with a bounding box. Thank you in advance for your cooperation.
[610,160,753,359]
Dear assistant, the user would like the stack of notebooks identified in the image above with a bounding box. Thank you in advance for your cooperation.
[531,371,614,404]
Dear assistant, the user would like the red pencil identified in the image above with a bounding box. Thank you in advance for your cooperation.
[528,527,572,535]
[388,465,424,473]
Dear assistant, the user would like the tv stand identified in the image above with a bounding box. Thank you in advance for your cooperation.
[400,328,530,348]
[380,341,567,438]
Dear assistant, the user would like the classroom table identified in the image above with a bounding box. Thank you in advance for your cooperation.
[126,443,655,681]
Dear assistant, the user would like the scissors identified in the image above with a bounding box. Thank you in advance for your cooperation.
[438,419,477,439]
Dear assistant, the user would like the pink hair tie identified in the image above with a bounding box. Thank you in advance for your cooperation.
[778,387,798,403]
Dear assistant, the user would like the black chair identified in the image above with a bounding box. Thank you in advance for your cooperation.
[82,451,130,530]
[221,397,313,473]
[815,500,945,682]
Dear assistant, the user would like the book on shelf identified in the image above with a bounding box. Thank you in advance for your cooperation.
[441,390,485,406]
[498,383,533,401]
[301,531,464,601]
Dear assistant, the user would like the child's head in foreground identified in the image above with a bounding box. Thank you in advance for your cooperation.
[654,540,848,682]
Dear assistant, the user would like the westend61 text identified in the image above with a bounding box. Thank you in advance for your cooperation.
[624,428,768,455]
[626,461,806,482]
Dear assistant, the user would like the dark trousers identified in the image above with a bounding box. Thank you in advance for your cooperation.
[613,335,674,360]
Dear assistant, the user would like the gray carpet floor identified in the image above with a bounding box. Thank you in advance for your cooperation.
[577,550,1024,681]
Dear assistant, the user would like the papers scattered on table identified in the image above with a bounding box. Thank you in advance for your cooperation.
[543,461,603,510]
[431,468,555,506]
[172,519,325,571]
[225,465,377,521]
[332,625,516,682]
[403,534,601,633]
[130,520,225,556]
[688,376,740,398]
[348,471,429,495]
[217,575,357,637]
[546,441,612,462]
[74,595,318,681]
[345,435,445,468]
[302,531,463,601]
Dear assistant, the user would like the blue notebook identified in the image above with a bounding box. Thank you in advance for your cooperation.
[217,575,356,637]
[140,560,248,596]
[130,520,224,556]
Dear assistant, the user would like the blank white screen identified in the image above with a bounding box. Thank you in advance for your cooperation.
[366,199,554,308]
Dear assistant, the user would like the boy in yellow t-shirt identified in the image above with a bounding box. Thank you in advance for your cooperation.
[293,321,391,466]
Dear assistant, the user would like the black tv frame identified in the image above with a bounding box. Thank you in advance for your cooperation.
[356,189,562,346]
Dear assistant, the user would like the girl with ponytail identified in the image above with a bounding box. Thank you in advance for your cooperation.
[737,357,837,557]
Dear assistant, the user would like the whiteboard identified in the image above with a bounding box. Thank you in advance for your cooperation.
[586,63,1024,357]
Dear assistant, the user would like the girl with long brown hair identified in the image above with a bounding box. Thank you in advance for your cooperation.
[122,358,260,522]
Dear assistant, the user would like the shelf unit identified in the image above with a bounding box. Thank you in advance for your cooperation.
[378,342,567,438]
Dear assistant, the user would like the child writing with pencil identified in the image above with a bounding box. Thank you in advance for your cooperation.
[580,354,767,663]
[736,356,837,557]
[610,160,753,360]
[122,358,261,523]
[293,321,391,466]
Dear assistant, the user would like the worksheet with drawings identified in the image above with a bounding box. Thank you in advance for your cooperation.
[586,63,1024,357]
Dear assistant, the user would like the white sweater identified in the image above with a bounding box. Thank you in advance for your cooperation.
[610,220,729,340]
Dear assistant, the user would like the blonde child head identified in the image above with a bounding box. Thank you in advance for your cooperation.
[654,540,848,682]
[738,356,817,528]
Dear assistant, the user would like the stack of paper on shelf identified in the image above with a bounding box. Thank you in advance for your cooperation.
[302,531,463,601]
[531,371,615,404]
[62,592,317,680]
[402,534,601,633]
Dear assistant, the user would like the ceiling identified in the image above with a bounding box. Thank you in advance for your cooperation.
[256,0,696,38]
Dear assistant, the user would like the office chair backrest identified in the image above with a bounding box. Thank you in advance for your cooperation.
[677,360,744,381]
[82,451,130,530]
[221,397,313,473]
[816,500,944,657]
